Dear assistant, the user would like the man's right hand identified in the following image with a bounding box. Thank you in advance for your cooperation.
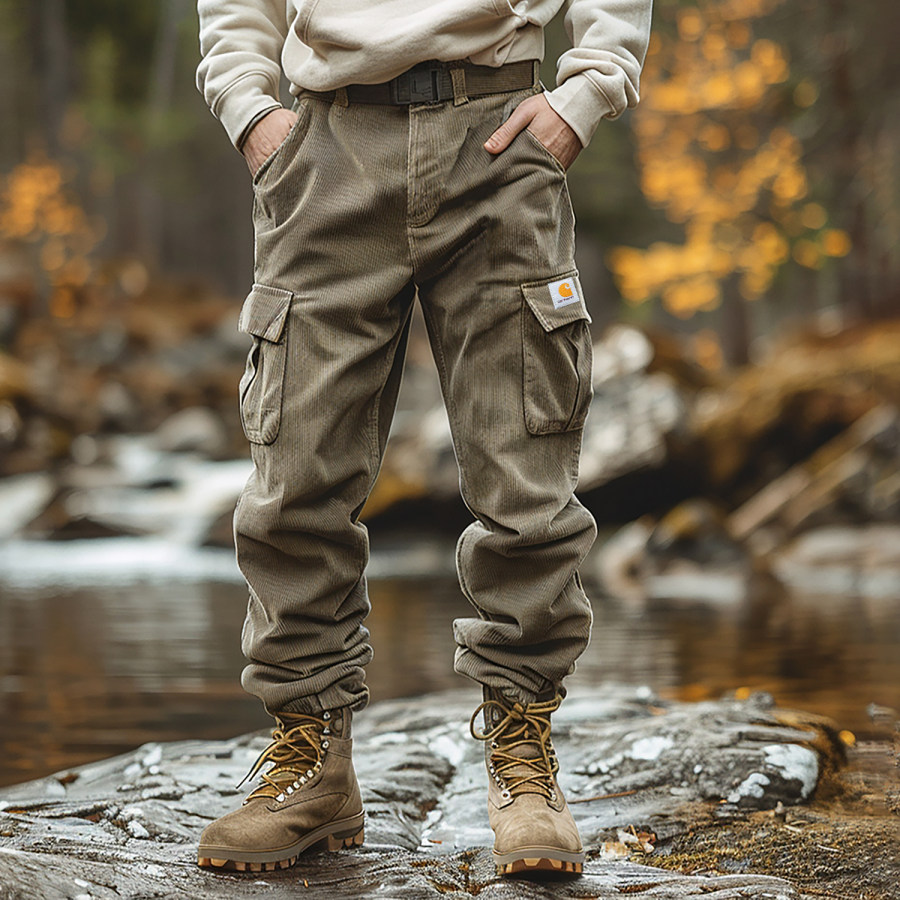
[242,108,299,178]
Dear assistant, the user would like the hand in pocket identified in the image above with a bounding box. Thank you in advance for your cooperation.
[242,109,300,179]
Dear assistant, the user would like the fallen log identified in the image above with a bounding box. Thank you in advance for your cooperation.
[727,404,900,541]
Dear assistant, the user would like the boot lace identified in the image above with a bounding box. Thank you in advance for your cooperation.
[470,694,561,800]
[238,711,332,803]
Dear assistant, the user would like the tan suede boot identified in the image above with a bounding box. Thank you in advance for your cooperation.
[470,691,584,876]
[197,708,364,872]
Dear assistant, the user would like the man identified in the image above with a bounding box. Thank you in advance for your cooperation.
[195,0,651,878]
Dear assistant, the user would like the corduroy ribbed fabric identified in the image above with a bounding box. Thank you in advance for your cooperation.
[235,83,597,716]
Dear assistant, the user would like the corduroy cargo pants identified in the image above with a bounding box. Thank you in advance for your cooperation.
[234,70,598,716]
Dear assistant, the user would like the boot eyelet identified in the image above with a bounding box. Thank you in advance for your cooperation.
[286,786,294,794]
[501,790,511,800]
[307,769,314,778]
[299,777,306,784]
[321,740,329,749]
[491,741,498,750]
[293,781,300,788]
[323,727,330,735]
[323,712,331,720]
[276,793,285,802]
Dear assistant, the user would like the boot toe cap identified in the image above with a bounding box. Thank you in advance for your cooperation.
[199,800,281,854]
[491,794,583,856]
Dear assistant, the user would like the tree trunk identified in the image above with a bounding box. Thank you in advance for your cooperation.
[720,278,751,367]
[137,0,188,268]
[40,0,68,154]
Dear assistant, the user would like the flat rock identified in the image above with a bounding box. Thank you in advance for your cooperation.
[0,686,830,899]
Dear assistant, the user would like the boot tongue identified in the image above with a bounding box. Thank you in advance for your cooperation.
[488,703,553,793]
[503,727,544,788]
[480,688,564,796]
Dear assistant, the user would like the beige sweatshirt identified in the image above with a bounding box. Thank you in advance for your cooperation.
[196,0,652,151]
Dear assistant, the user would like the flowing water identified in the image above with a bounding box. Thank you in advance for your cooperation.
[1,538,898,787]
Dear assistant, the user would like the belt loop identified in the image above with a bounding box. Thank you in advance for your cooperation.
[333,86,349,108]
[532,60,540,89]
[450,63,469,106]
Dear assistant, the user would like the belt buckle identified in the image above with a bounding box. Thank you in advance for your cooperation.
[391,62,442,104]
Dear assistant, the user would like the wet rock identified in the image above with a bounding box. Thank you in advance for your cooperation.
[594,502,755,605]
[580,371,686,491]
[0,473,55,541]
[152,407,230,458]
[0,351,29,403]
[201,506,236,549]
[0,436,253,547]
[771,524,900,599]
[0,687,834,898]
[580,326,688,491]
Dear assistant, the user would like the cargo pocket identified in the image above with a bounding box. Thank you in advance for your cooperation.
[237,284,293,445]
[521,272,593,435]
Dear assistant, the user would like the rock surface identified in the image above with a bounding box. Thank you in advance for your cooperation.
[0,686,840,899]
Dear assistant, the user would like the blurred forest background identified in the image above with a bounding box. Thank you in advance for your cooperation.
[1,0,899,476]
[1,0,899,789]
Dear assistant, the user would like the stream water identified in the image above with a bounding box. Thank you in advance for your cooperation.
[1,538,898,787]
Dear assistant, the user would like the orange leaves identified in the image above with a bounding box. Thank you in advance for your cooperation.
[640,155,709,219]
[793,79,819,108]
[822,229,851,258]
[800,203,828,230]
[790,229,851,270]
[610,229,732,312]
[677,9,705,41]
[1,161,72,239]
[608,0,845,318]
[0,159,101,316]
[750,38,789,84]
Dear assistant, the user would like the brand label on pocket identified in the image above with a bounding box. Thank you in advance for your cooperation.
[548,278,581,310]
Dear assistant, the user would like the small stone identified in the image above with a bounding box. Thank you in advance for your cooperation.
[127,820,150,839]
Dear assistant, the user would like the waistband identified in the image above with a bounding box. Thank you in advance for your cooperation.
[300,58,540,107]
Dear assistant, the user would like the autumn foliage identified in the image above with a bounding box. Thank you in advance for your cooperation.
[0,159,102,318]
[609,0,851,319]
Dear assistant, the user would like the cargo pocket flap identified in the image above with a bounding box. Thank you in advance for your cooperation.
[238,284,293,342]
[521,273,592,332]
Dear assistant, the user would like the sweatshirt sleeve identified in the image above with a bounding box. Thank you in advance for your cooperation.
[196,0,288,150]
[543,0,653,148]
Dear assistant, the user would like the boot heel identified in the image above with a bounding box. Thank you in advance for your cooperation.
[324,826,364,851]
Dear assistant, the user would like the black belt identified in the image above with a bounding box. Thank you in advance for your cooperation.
[302,59,539,106]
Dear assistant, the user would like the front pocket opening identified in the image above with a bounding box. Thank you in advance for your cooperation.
[251,102,311,187]
[522,127,567,175]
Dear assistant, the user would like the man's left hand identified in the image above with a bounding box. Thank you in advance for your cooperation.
[484,93,583,171]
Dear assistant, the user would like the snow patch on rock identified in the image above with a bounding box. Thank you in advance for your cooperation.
[763,743,819,798]
[127,820,150,839]
[630,735,674,760]
[727,772,771,803]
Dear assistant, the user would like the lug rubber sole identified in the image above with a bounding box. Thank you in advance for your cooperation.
[494,847,585,876]
[197,815,364,872]
[496,857,583,875]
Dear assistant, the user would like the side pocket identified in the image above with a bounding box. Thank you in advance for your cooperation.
[521,272,594,435]
[237,284,293,445]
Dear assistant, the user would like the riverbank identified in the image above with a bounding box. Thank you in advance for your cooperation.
[1,687,896,899]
